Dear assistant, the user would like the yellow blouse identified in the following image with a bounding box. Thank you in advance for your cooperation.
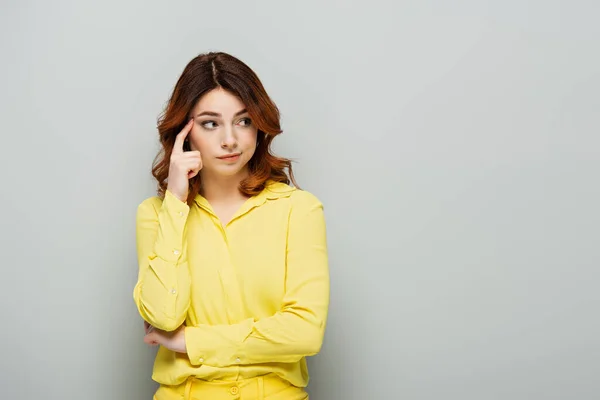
[133,181,329,388]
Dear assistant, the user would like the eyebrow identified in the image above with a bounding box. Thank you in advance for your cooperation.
[195,108,248,118]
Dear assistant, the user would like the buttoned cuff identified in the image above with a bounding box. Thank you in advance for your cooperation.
[185,318,254,367]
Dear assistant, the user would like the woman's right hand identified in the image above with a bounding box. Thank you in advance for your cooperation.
[166,119,203,202]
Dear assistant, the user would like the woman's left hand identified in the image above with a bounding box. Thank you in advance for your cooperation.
[143,324,187,353]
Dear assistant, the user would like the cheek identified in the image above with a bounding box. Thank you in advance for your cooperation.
[189,132,211,153]
[241,130,258,148]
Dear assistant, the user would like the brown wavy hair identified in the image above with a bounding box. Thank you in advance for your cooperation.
[151,51,298,205]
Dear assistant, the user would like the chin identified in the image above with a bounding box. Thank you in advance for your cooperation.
[219,169,245,177]
[206,164,248,178]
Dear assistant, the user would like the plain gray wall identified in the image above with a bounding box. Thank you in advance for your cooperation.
[1,1,599,399]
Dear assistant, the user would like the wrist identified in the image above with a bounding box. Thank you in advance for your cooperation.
[181,326,188,354]
[166,188,188,203]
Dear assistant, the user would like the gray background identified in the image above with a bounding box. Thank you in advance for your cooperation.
[1,1,599,399]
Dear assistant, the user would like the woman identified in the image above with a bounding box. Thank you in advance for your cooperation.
[133,52,329,400]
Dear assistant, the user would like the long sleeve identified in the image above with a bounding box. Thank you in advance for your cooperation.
[185,191,329,367]
[133,190,192,332]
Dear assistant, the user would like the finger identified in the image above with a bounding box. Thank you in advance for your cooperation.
[172,119,194,154]
[176,153,201,164]
[181,151,201,159]
[179,159,202,173]
[187,164,202,178]
[143,332,158,345]
[178,157,201,166]
[171,151,200,162]
[182,158,202,168]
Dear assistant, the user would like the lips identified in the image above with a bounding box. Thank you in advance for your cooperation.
[217,153,241,160]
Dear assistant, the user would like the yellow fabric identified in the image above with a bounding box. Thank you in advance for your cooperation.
[155,373,308,400]
[134,181,329,388]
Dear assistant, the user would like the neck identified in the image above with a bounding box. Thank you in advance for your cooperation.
[199,169,250,203]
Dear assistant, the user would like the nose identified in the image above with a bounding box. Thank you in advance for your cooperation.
[221,126,238,149]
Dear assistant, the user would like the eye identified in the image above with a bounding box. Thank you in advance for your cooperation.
[200,120,218,130]
[238,117,252,127]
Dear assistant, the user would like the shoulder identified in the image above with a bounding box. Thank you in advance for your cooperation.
[264,181,323,211]
[137,190,185,215]
[136,194,164,217]
[289,188,324,213]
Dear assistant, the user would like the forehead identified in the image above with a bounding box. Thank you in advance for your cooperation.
[193,88,246,114]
